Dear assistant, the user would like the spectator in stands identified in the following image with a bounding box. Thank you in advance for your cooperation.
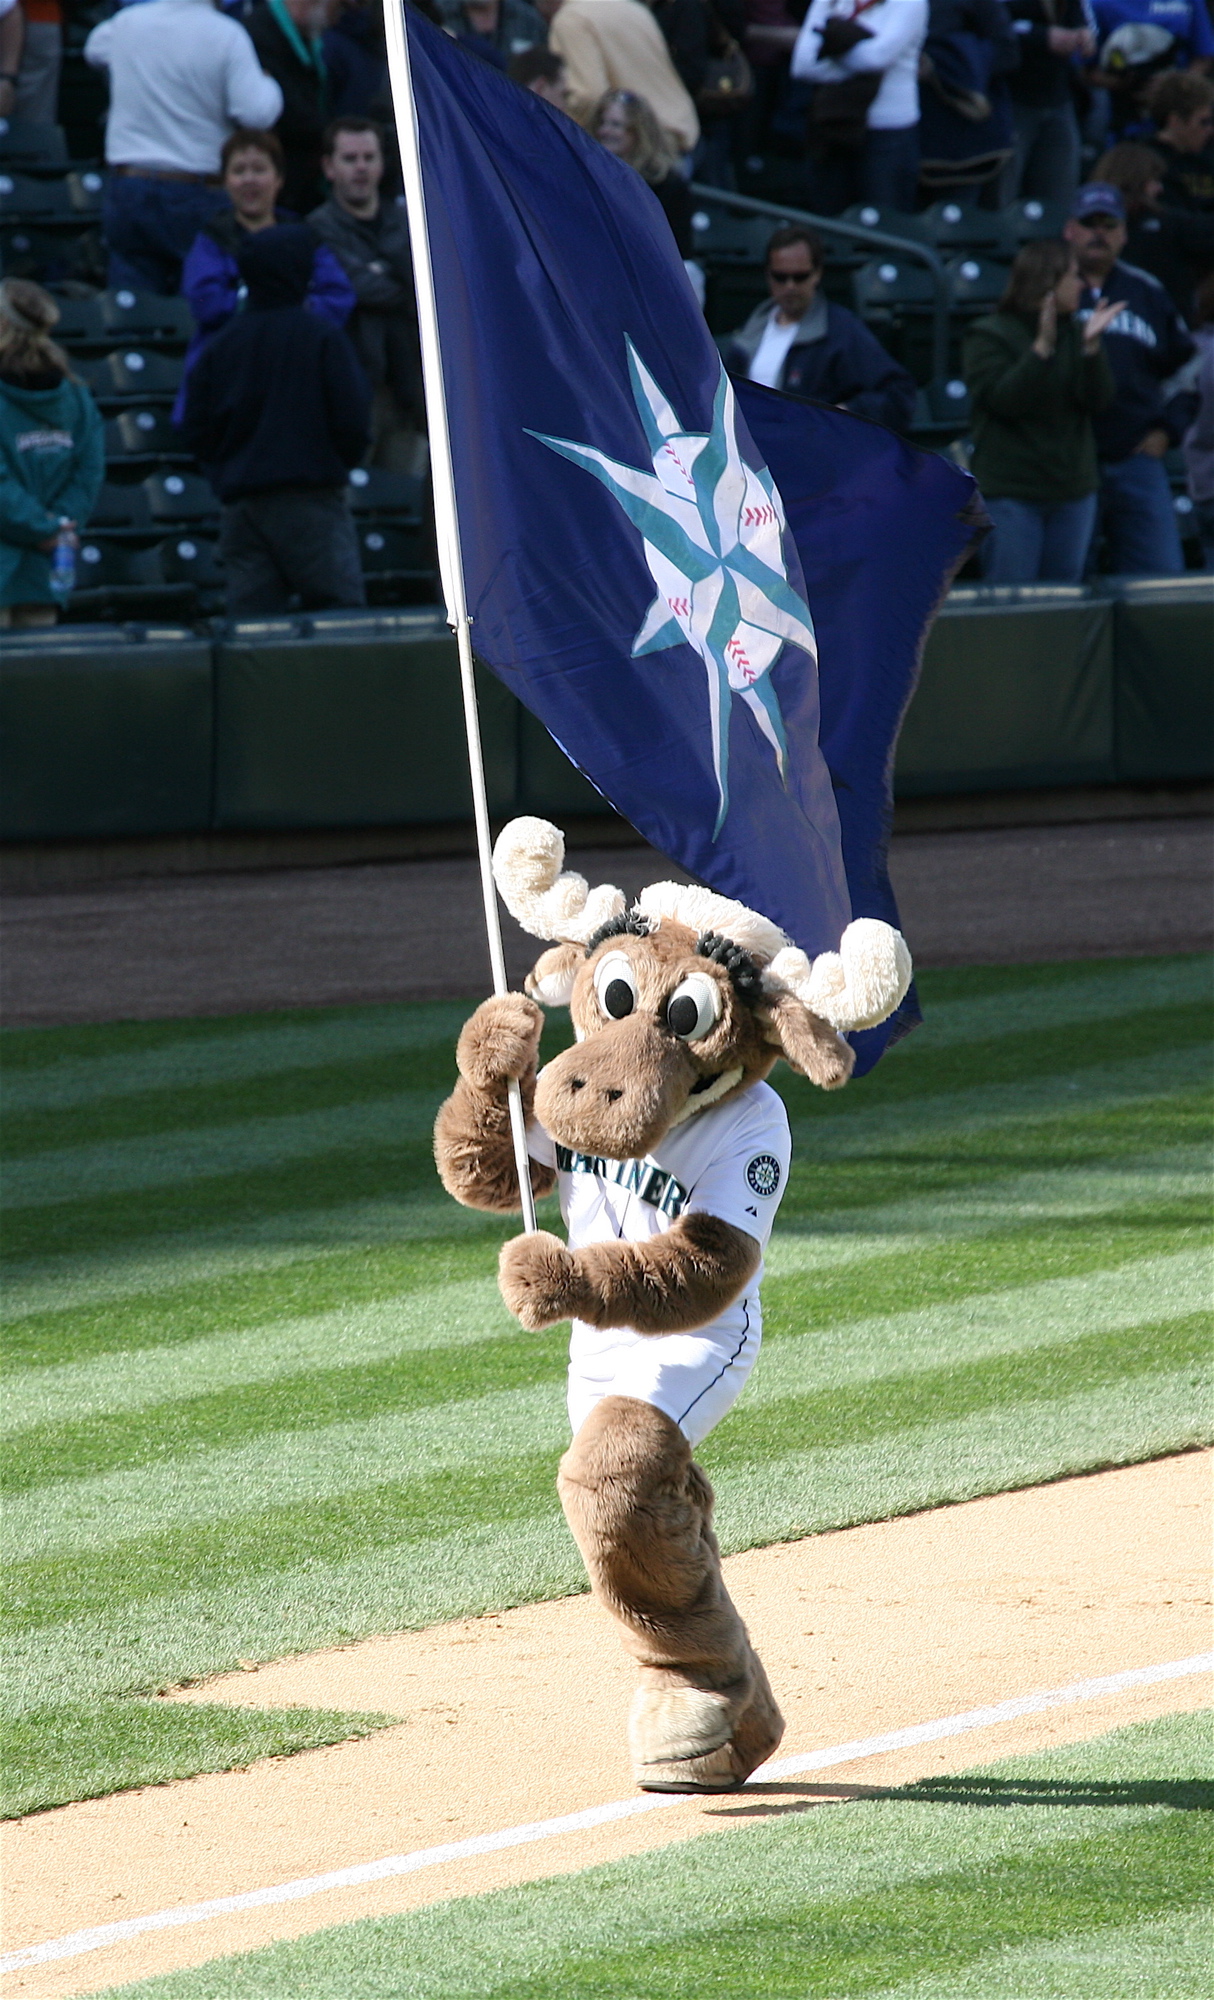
[963,241,1118,581]
[180,222,370,613]
[1064,180,1196,573]
[1182,269,1214,564]
[440,0,549,69]
[84,0,284,296]
[246,0,338,217]
[550,0,700,156]
[509,42,571,103]
[1091,0,1213,76]
[0,279,104,629]
[652,0,748,189]
[1094,139,1214,313]
[175,127,355,424]
[309,117,425,472]
[324,1,390,118]
[595,87,695,252]
[1146,68,1214,212]
[917,0,1019,204]
[13,1,62,125]
[723,222,917,425]
[1002,0,1094,208]
[791,0,929,215]
[0,0,21,120]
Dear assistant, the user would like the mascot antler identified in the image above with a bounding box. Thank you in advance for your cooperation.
[493,817,911,1032]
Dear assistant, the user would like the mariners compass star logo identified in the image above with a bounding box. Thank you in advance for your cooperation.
[529,343,817,837]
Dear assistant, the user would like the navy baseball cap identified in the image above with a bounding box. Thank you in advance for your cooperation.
[1071,183,1127,223]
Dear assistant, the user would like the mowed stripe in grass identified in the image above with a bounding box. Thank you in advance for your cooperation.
[1,959,1209,1814]
[96,1712,1214,2000]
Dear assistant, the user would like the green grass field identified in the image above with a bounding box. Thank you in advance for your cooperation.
[98,1710,1214,1999]
[2,955,1210,1821]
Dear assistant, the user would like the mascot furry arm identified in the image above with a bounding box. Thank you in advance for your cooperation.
[434,817,911,1794]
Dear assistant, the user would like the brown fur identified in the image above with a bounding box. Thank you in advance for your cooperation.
[558,1396,784,1788]
[758,988,855,1090]
[499,1210,759,1334]
[433,994,556,1212]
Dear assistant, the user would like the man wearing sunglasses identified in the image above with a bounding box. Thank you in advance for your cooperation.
[1064,181,1197,574]
[722,223,916,430]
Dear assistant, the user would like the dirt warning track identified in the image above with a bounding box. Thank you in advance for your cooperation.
[3,1452,1210,1998]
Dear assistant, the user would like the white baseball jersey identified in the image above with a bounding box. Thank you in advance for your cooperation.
[527,1079,792,1446]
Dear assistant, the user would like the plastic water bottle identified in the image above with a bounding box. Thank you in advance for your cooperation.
[49,520,76,606]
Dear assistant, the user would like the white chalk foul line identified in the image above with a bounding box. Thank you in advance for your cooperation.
[4,1652,1210,1976]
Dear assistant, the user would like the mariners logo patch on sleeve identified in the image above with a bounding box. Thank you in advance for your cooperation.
[746,1153,782,1198]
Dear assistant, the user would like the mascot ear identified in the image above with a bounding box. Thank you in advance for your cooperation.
[524,944,582,1007]
[758,989,854,1091]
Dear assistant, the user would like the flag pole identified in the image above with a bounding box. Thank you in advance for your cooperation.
[383,0,537,1234]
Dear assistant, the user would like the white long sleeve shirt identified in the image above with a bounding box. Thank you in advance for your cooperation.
[85,0,284,176]
[791,0,928,132]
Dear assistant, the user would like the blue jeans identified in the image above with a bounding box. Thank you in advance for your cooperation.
[1003,100,1081,207]
[981,494,1098,583]
[1097,452,1185,578]
[861,125,920,211]
[103,176,227,296]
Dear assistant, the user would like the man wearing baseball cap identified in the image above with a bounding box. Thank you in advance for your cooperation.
[1064,181,1197,573]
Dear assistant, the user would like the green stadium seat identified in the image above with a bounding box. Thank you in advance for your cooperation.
[86,482,154,532]
[946,255,1008,312]
[923,200,1016,255]
[141,470,219,526]
[105,407,191,465]
[98,289,193,345]
[687,209,771,263]
[1005,197,1068,243]
[346,466,424,519]
[0,170,75,224]
[48,292,104,344]
[852,256,937,314]
[841,202,933,244]
[0,121,70,167]
[83,348,184,402]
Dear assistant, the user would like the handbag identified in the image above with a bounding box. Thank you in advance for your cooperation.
[806,0,885,156]
[696,5,753,119]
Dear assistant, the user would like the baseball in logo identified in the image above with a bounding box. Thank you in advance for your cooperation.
[746,1153,781,1198]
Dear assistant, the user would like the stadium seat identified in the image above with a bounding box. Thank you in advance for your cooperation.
[98,289,193,346]
[152,534,223,593]
[86,482,154,532]
[346,466,424,518]
[141,469,219,526]
[688,209,771,263]
[923,201,1016,256]
[0,121,70,167]
[946,255,1008,313]
[48,293,105,344]
[66,170,105,220]
[841,203,933,245]
[1005,197,1068,243]
[82,348,184,402]
[852,256,937,314]
[105,407,191,466]
[0,171,76,224]
[73,538,148,593]
[357,523,429,590]
[922,375,972,428]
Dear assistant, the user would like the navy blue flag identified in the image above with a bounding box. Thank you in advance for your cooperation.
[405,8,979,1069]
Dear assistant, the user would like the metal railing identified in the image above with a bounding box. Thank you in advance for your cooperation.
[688,182,950,384]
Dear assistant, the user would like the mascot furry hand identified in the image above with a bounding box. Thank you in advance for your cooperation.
[434,817,911,1794]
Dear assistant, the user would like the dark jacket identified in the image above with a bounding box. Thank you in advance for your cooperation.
[0,370,104,606]
[653,0,748,101]
[1004,0,1088,109]
[722,294,917,430]
[437,0,548,64]
[963,308,1114,501]
[174,207,355,424]
[307,194,423,420]
[246,2,328,216]
[1154,136,1214,217]
[179,225,370,502]
[1079,258,1197,460]
[1124,204,1214,320]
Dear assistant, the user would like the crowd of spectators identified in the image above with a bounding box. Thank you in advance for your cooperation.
[1,0,1211,620]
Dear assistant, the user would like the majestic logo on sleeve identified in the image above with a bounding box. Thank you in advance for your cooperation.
[529,343,817,838]
[745,1153,782,1198]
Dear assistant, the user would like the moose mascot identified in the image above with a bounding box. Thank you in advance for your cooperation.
[435,815,911,1794]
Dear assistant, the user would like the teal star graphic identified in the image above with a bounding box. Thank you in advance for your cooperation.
[529,343,817,837]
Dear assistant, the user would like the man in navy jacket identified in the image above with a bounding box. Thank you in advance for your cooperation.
[180,223,371,613]
[1064,181,1196,574]
[722,225,916,432]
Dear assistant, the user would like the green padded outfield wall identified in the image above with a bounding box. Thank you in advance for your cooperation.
[895,585,1116,795]
[0,624,213,840]
[213,612,517,829]
[1109,576,1214,784]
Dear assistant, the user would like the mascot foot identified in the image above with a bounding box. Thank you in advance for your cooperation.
[629,1658,785,1794]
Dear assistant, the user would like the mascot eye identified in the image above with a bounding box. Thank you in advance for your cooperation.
[593,952,638,1020]
[666,973,721,1042]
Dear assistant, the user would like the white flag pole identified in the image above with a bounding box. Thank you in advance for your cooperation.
[383,0,537,1234]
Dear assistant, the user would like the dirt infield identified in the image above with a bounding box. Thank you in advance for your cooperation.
[3,1452,1209,1998]
[3,817,1211,1026]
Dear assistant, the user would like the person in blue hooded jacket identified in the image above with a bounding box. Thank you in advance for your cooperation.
[721,223,917,430]
[174,126,354,425]
[0,280,104,628]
